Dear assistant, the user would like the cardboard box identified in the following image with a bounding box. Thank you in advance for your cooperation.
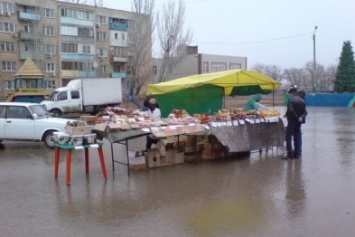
[93,123,108,132]
[145,148,161,168]
[80,116,96,125]
[165,150,176,164]
[107,123,121,131]
[175,152,185,164]
[129,155,147,171]
[65,126,92,135]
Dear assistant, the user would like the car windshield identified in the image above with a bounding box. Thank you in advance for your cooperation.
[28,105,50,118]
[46,91,59,101]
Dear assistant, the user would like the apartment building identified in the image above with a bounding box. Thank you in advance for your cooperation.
[152,46,248,82]
[0,0,151,99]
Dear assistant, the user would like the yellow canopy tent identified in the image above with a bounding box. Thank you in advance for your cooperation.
[146,69,281,117]
[147,69,281,96]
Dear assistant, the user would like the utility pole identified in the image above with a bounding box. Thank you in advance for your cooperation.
[312,26,318,92]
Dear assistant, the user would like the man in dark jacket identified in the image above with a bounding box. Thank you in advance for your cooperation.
[282,85,308,159]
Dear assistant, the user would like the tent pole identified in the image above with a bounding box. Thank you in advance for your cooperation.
[223,89,226,109]
[272,84,275,109]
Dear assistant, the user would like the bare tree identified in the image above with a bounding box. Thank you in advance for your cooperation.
[304,61,325,92]
[324,64,337,92]
[127,0,155,95]
[252,64,284,82]
[156,0,192,83]
[265,65,284,82]
[252,63,267,75]
[283,68,307,88]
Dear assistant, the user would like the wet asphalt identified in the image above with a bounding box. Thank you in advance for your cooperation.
[0,106,355,237]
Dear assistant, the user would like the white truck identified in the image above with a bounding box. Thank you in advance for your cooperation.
[41,78,122,117]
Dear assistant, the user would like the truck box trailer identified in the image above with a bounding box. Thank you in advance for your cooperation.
[40,78,122,117]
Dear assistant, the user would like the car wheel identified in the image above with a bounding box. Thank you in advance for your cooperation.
[51,109,62,117]
[43,131,56,149]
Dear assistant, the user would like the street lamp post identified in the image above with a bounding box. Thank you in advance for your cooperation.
[312,26,318,92]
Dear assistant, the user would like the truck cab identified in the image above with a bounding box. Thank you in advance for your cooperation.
[41,88,82,117]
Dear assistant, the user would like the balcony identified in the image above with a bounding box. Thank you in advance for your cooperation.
[109,17,128,31]
[112,72,127,79]
[110,56,128,63]
[62,70,95,78]
[18,11,40,21]
[19,49,44,60]
[61,53,95,61]
[61,17,94,27]
[61,35,94,44]
[19,31,42,41]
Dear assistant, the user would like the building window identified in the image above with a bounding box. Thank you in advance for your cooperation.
[61,43,78,53]
[127,35,135,44]
[78,27,93,38]
[45,80,56,89]
[77,10,93,20]
[62,61,94,71]
[42,8,54,18]
[114,33,118,39]
[2,61,16,71]
[43,26,54,36]
[211,62,227,72]
[0,2,15,14]
[61,8,76,18]
[202,62,209,73]
[229,63,241,70]
[152,66,157,75]
[24,24,34,33]
[0,41,15,52]
[127,19,135,28]
[82,45,91,54]
[45,63,55,72]
[3,80,13,90]
[96,15,107,24]
[97,48,108,57]
[111,46,128,57]
[44,44,55,55]
[96,32,107,41]
[61,8,94,20]
[99,65,107,73]
[0,22,15,33]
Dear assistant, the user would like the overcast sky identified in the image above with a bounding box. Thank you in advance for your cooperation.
[103,0,355,69]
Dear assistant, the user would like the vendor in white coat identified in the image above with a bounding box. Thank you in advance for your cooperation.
[143,95,161,149]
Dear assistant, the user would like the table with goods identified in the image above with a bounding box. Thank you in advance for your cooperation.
[75,106,285,174]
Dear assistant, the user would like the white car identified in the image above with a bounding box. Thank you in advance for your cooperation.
[0,102,75,148]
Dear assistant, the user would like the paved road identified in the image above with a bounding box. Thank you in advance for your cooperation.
[0,106,354,237]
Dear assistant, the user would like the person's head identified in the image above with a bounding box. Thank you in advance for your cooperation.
[297,90,306,100]
[144,95,159,111]
[144,95,156,104]
[148,96,157,105]
[253,93,262,102]
[288,85,298,94]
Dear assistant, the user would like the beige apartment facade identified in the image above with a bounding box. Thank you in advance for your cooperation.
[0,0,151,100]
[152,46,248,82]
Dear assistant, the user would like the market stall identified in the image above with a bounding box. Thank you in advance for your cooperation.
[146,69,281,117]
[84,70,284,173]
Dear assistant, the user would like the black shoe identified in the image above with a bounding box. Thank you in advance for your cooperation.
[293,155,301,159]
[281,155,292,160]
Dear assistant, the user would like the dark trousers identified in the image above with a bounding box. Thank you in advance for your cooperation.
[146,135,158,150]
[285,120,302,157]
